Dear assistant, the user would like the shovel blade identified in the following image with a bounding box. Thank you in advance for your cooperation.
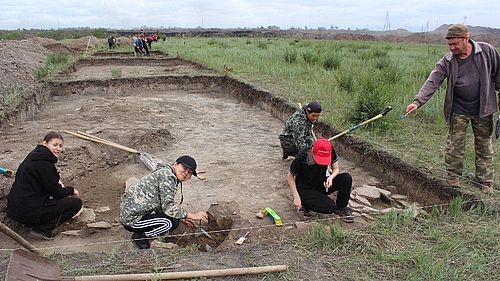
[139,152,164,171]
[6,249,61,281]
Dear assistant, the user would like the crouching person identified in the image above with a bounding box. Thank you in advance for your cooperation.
[7,131,82,240]
[120,155,208,249]
[287,138,354,223]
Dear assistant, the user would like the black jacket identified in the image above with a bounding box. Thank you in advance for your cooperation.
[7,145,74,224]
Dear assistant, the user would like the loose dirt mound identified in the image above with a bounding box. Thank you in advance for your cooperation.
[116,36,132,46]
[0,40,48,114]
[65,36,102,52]
[27,37,70,53]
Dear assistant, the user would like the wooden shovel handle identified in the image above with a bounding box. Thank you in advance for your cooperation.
[63,130,139,154]
[61,265,288,280]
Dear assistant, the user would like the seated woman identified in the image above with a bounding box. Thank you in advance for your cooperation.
[7,131,82,240]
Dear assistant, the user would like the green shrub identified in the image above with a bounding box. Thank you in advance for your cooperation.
[323,55,341,70]
[284,48,297,63]
[35,66,49,81]
[256,41,268,50]
[47,53,70,66]
[2,85,25,105]
[374,57,391,70]
[336,72,354,93]
[301,50,319,65]
[348,74,388,127]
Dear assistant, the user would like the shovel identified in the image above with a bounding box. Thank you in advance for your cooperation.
[6,249,286,281]
[6,249,62,281]
[63,130,206,179]
[328,106,392,141]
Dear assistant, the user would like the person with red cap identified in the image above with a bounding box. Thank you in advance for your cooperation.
[287,138,353,222]
[120,155,208,249]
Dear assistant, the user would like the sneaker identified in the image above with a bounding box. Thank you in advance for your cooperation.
[131,232,150,250]
[30,228,56,240]
[299,207,312,217]
[334,207,354,223]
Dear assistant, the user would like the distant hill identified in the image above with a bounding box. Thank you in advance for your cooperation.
[434,24,500,35]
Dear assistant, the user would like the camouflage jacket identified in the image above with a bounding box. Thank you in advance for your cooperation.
[279,109,313,151]
[120,164,188,226]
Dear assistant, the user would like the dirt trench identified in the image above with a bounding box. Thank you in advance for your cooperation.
[0,51,460,254]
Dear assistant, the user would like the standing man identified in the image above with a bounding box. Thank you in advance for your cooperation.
[287,138,353,222]
[405,23,500,193]
[120,155,208,249]
[107,35,116,50]
[279,101,322,160]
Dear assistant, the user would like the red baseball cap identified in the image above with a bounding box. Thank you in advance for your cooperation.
[312,138,332,165]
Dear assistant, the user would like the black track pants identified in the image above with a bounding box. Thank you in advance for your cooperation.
[37,196,83,233]
[123,212,180,238]
[298,172,352,214]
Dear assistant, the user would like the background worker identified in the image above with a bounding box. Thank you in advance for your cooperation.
[120,155,208,249]
[133,34,145,56]
[405,23,500,193]
[146,33,158,49]
[287,138,353,222]
[279,101,322,160]
[7,131,82,240]
[107,35,116,49]
[140,33,150,56]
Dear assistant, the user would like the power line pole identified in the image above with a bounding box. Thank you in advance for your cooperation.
[383,11,391,31]
[463,16,467,24]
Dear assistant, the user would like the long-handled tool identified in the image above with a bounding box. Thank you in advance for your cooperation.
[0,222,40,254]
[328,106,392,141]
[6,248,287,281]
[63,130,206,179]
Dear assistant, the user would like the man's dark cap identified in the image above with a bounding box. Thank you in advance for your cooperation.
[176,155,197,176]
[305,101,322,113]
[445,24,469,39]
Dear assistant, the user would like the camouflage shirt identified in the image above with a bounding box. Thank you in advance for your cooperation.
[120,164,188,226]
[279,109,314,151]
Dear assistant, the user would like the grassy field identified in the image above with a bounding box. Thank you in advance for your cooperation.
[150,37,499,192]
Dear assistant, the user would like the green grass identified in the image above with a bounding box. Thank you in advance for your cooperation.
[154,37,499,189]
[36,53,78,82]
[299,198,499,280]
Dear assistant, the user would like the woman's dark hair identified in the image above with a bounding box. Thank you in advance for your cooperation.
[43,131,64,143]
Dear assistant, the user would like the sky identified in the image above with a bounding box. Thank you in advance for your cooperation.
[1,0,499,32]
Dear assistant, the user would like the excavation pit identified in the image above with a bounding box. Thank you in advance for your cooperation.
[0,52,469,253]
